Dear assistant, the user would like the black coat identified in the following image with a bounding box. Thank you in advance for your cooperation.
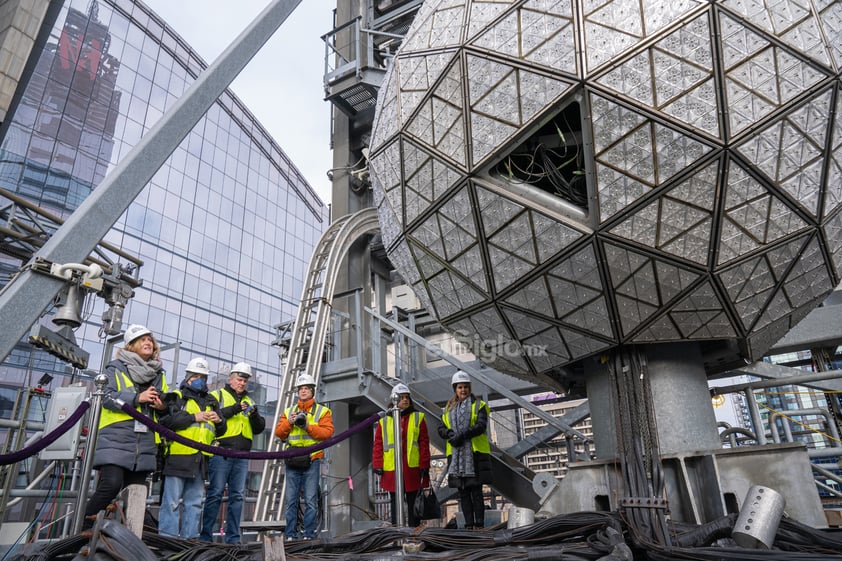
[93,359,168,472]
[159,384,225,478]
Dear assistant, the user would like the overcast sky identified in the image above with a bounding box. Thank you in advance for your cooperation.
[141,1,334,204]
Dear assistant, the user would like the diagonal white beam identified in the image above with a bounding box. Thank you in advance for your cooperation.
[0,0,302,362]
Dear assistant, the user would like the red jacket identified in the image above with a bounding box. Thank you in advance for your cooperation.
[372,408,430,492]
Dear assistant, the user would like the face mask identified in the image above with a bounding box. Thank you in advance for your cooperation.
[188,377,207,392]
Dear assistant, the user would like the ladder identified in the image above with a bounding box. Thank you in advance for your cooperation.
[253,207,381,524]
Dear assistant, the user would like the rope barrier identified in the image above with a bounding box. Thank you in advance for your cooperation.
[4,383,838,467]
[0,396,382,466]
[0,401,90,465]
[119,401,383,459]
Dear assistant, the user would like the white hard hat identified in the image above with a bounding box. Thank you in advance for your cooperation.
[391,383,410,398]
[451,370,471,387]
[296,373,316,388]
[186,357,210,376]
[231,362,253,377]
[124,324,152,346]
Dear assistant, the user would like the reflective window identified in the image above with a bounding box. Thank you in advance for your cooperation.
[0,0,327,402]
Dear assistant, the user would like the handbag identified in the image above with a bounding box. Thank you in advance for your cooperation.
[284,453,312,470]
[413,485,441,520]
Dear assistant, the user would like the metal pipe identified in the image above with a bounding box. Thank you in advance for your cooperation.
[0,419,45,430]
[744,389,768,445]
[814,479,842,498]
[63,457,81,538]
[807,447,842,459]
[812,462,842,487]
[5,460,57,508]
[712,370,842,393]
[717,421,737,447]
[0,389,34,519]
[718,426,757,446]
[391,394,405,526]
[9,489,78,498]
[354,290,364,384]
[768,408,841,447]
[768,414,783,443]
[72,373,108,534]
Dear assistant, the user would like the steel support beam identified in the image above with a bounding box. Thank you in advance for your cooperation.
[367,308,592,443]
[0,0,302,363]
[505,401,591,459]
[715,364,842,393]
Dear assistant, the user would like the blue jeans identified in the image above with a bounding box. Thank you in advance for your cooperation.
[284,458,320,539]
[201,456,248,543]
[159,473,205,538]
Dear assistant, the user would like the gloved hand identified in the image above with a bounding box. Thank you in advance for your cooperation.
[373,468,384,476]
[293,412,308,428]
[419,468,430,479]
[449,432,465,447]
[444,429,455,440]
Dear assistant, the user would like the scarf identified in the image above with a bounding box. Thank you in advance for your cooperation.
[116,348,163,385]
[448,397,475,477]
[296,397,316,415]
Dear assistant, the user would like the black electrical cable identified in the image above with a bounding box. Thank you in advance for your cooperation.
[668,514,737,548]
[16,510,842,561]
[5,534,87,561]
[775,517,842,553]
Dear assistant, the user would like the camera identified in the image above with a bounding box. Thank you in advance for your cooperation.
[293,412,307,427]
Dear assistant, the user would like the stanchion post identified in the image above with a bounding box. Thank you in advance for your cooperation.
[391,393,405,527]
[72,373,108,534]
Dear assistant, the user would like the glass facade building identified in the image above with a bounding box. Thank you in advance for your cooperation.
[0,0,327,399]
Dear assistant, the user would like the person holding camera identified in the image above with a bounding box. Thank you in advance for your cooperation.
[200,362,266,544]
[158,357,226,539]
[274,373,334,541]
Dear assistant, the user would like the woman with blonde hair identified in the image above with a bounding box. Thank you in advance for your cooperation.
[83,324,169,527]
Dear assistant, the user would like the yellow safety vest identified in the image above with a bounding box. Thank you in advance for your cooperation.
[167,390,217,457]
[99,369,168,445]
[212,388,255,441]
[380,411,423,471]
[441,399,491,456]
[284,403,329,458]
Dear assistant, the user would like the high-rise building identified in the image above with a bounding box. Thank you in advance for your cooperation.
[516,397,593,479]
[0,0,327,400]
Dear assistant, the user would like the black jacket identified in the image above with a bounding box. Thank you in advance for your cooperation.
[93,359,168,472]
[159,383,225,478]
[215,384,266,451]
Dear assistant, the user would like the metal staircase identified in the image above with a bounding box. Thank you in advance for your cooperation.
[253,207,381,524]
[252,206,593,530]
[363,309,594,511]
[400,381,543,510]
